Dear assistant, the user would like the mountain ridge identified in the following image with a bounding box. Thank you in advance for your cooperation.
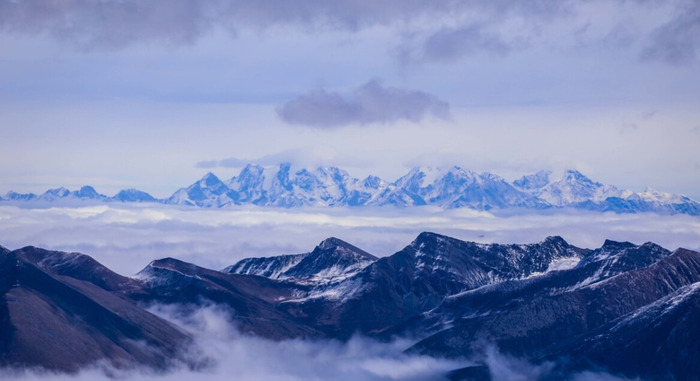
[2,233,700,379]
[2,164,699,216]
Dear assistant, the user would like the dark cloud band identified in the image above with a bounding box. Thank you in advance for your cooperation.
[1,0,698,67]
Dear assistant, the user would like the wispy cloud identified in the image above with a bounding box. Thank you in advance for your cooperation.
[277,80,450,129]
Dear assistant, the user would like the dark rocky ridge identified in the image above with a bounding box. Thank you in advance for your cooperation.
[225,236,377,282]
[1,234,699,380]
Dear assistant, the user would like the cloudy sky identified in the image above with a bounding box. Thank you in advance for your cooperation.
[1,0,699,198]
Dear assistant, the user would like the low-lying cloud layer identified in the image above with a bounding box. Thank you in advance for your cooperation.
[4,304,636,381]
[277,80,450,128]
[1,203,699,276]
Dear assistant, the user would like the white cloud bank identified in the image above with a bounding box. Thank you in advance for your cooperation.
[1,204,699,276]
[2,304,637,381]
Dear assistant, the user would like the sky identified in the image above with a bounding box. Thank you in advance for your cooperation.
[2,3,699,379]
[1,0,699,199]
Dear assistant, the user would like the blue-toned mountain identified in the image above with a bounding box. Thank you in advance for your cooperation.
[3,164,699,215]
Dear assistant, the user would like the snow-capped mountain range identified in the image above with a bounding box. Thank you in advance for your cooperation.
[3,163,699,215]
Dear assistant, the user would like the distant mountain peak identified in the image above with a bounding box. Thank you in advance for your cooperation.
[144,257,193,271]
[199,171,223,184]
[601,239,636,249]
[46,186,69,193]
[562,169,596,184]
[318,236,348,250]
[514,170,551,190]
[316,237,378,260]
[113,188,156,202]
[414,231,448,243]
[227,237,377,283]
[542,235,568,246]
[76,185,99,196]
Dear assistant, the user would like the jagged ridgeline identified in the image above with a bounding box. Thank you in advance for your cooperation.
[2,233,700,380]
[2,164,699,215]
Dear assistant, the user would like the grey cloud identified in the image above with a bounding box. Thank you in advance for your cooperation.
[277,80,450,128]
[642,0,700,65]
[2,0,696,73]
[3,0,693,72]
[423,24,513,62]
[0,0,574,50]
[0,0,215,50]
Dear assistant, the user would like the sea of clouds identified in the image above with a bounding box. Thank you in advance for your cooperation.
[1,203,699,276]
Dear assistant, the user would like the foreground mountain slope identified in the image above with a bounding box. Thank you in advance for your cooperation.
[408,244,700,363]
[132,257,323,339]
[564,278,700,380]
[0,247,190,372]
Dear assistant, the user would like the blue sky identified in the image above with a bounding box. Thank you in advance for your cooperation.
[1,0,699,198]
